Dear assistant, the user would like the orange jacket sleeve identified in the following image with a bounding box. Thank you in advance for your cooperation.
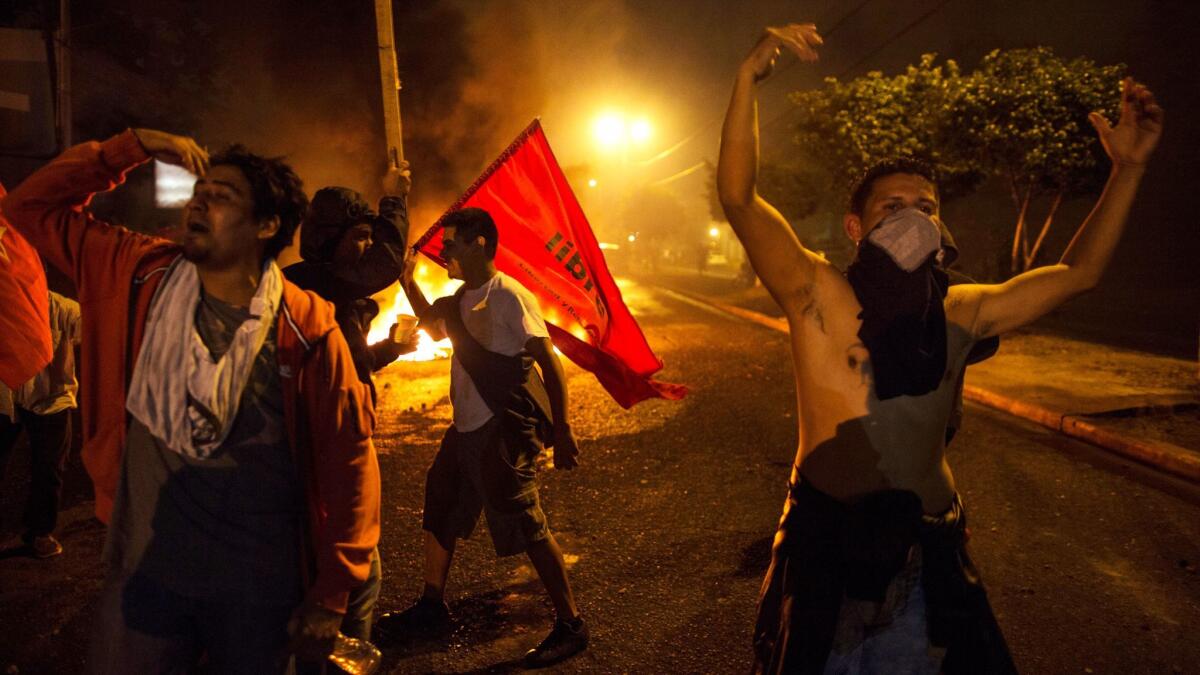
[303,325,382,613]
[0,130,164,288]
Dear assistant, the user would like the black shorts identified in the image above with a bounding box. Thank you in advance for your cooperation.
[422,416,550,557]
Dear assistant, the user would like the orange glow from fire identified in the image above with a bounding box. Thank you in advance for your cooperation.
[368,259,460,361]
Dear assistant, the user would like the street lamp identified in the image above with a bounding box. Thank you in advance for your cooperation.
[594,114,627,151]
[629,118,652,143]
[590,110,655,245]
[592,112,653,153]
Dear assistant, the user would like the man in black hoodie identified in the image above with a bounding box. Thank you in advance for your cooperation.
[284,162,418,644]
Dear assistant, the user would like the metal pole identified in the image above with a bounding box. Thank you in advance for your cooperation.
[373,0,403,168]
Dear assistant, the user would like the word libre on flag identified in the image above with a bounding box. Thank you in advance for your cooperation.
[413,119,687,408]
[0,182,52,389]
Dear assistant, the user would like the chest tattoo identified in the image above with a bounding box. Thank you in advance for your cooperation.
[797,283,827,334]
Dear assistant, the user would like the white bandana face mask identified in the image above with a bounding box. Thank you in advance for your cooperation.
[867,208,944,272]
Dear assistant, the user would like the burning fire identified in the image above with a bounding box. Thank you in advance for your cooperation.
[367,259,460,361]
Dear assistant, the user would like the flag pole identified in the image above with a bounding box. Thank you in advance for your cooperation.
[374,0,404,168]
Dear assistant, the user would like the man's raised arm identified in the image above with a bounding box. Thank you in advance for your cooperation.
[0,129,207,286]
[956,77,1164,339]
[717,24,823,312]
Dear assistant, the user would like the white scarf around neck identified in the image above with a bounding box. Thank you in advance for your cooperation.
[126,258,283,459]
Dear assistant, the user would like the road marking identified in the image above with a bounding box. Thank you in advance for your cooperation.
[654,287,742,322]
[655,286,790,333]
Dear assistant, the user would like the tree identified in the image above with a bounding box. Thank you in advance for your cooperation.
[951,48,1124,272]
[707,158,829,223]
[780,48,1125,276]
[788,54,983,204]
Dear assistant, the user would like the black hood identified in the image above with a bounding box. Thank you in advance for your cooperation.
[300,186,376,263]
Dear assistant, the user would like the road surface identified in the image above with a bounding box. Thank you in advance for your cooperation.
[1,279,1197,674]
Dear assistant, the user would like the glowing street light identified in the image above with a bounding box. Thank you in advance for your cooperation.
[594,114,627,150]
[587,178,598,188]
[630,118,652,143]
[592,111,654,153]
[709,226,720,238]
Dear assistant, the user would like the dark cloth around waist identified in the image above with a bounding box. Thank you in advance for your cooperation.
[753,478,1016,675]
[431,293,554,444]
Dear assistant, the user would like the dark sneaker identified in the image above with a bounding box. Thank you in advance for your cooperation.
[373,597,452,644]
[523,618,589,668]
[28,534,63,559]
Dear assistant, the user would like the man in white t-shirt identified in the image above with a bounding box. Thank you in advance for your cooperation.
[382,207,587,667]
[0,291,82,558]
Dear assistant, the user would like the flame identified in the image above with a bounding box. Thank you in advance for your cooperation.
[368,259,461,361]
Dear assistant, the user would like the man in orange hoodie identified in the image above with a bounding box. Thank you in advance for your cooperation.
[1,128,381,673]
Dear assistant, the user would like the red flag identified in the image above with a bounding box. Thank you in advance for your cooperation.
[415,120,687,408]
[0,182,51,389]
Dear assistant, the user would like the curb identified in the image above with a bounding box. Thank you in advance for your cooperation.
[962,386,1200,483]
[661,286,1200,484]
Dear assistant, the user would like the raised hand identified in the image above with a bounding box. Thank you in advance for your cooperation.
[1089,77,1164,167]
[131,128,209,176]
[742,23,823,82]
[383,160,412,197]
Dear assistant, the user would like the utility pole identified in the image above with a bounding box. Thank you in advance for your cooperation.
[373,0,404,168]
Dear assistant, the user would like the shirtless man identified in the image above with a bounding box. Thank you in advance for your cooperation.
[717,23,1163,674]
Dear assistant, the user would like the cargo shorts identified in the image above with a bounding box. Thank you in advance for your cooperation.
[422,415,550,557]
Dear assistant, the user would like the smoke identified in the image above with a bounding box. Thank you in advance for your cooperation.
[68,0,642,245]
[194,0,563,228]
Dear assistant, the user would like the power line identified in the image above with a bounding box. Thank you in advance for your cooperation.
[759,0,957,135]
[837,0,956,80]
[635,0,881,170]
[649,160,707,187]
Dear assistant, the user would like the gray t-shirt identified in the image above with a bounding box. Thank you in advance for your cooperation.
[104,291,303,605]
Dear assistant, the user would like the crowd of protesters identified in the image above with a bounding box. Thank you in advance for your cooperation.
[0,125,587,672]
[0,16,1164,675]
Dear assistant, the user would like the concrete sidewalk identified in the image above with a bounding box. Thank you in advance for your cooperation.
[639,267,1200,481]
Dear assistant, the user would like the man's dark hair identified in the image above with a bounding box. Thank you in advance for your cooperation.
[849,157,940,216]
[443,207,498,259]
[210,145,308,261]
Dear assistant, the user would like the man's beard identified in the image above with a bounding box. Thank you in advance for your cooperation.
[181,238,210,263]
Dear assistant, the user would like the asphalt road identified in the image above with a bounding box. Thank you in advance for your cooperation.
[370,279,1200,674]
[2,279,1198,674]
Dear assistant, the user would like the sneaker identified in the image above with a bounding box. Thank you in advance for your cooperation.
[373,596,452,644]
[28,534,63,559]
[523,617,589,668]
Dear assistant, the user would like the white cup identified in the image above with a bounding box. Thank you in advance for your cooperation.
[391,314,419,343]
